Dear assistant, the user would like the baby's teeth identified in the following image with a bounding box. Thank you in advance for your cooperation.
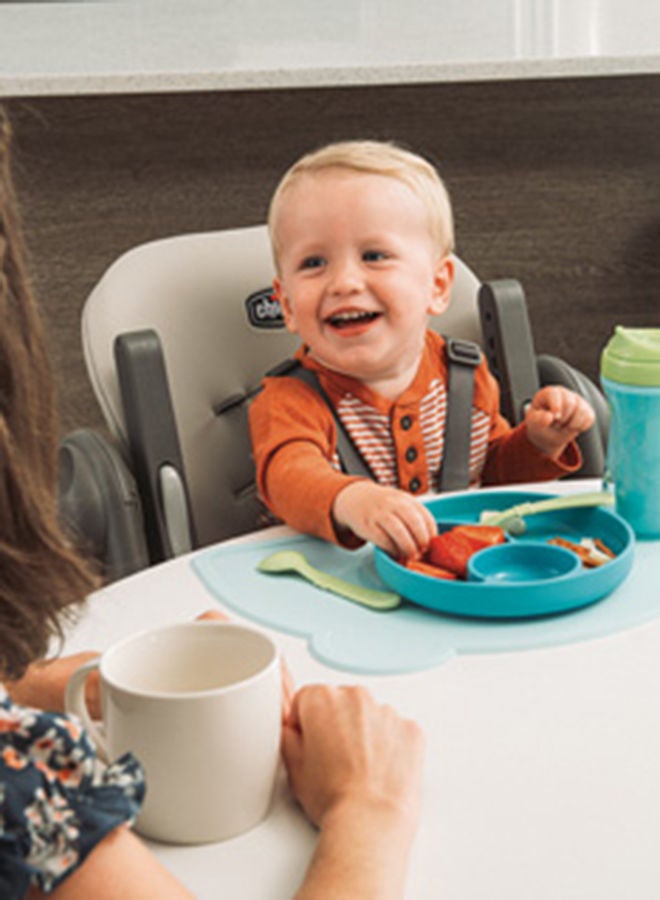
[333,311,370,322]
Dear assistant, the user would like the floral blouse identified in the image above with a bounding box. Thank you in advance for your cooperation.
[0,697,145,899]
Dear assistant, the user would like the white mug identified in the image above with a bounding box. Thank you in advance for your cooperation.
[65,621,281,844]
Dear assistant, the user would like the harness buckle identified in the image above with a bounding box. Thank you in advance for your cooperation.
[445,338,481,368]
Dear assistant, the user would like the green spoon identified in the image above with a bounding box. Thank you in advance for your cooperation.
[257,550,401,610]
[479,490,614,534]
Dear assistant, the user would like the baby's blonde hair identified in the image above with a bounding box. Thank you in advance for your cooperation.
[268,140,454,271]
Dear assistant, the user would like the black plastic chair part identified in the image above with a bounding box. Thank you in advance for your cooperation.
[479,279,608,479]
[114,330,196,565]
[58,429,150,582]
[479,279,540,425]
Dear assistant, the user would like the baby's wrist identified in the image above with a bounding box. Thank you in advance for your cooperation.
[524,424,564,460]
[329,481,370,547]
[331,479,371,526]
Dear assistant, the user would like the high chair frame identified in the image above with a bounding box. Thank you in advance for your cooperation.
[58,225,608,582]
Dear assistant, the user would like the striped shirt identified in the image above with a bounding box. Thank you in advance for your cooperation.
[250,330,580,546]
[335,380,491,488]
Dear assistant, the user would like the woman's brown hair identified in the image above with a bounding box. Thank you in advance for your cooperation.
[0,105,98,680]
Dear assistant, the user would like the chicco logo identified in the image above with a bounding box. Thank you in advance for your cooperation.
[245,288,285,329]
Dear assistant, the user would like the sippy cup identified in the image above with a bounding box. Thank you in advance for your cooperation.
[600,326,660,538]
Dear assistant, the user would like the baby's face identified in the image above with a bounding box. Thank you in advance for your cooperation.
[273,169,453,396]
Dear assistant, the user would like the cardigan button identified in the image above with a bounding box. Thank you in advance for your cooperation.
[409,477,421,493]
[400,415,413,430]
[405,446,418,463]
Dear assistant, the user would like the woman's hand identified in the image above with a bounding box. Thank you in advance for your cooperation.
[6,652,101,718]
[282,684,425,830]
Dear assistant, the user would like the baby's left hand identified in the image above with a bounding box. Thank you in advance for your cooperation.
[524,386,595,460]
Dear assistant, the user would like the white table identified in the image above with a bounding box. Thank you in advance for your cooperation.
[64,479,660,899]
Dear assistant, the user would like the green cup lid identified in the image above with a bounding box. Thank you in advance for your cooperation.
[601,326,660,386]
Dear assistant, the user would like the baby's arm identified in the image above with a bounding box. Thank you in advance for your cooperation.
[524,386,595,460]
[332,481,437,559]
[251,377,376,546]
[251,375,436,554]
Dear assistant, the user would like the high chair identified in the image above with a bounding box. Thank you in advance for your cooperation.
[59,225,609,581]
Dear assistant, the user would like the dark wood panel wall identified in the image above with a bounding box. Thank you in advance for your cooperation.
[7,74,660,434]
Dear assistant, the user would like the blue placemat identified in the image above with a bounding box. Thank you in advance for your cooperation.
[191,530,660,676]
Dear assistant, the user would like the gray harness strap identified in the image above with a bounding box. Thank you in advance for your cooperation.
[438,338,482,491]
[285,365,376,480]
[274,336,481,492]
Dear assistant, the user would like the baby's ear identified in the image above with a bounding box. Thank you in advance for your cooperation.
[273,279,298,333]
[428,257,454,315]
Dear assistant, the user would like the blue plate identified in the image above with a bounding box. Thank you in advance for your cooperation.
[374,490,635,619]
[467,541,582,583]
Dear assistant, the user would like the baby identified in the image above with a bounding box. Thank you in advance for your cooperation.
[249,140,594,559]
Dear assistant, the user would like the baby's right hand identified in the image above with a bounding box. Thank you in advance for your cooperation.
[332,481,437,558]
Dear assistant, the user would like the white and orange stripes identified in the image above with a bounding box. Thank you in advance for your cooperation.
[332,378,490,488]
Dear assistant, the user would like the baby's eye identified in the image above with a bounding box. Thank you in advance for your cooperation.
[362,250,388,262]
[300,255,326,270]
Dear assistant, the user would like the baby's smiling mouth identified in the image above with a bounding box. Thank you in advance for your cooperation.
[326,310,382,329]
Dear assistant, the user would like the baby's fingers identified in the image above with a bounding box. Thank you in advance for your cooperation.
[531,387,594,432]
[373,520,417,559]
[530,385,565,417]
[562,395,595,431]
[376,504,436,560]
[419,502,439,550]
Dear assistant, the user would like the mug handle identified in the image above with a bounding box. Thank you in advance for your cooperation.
[64,658,109,762]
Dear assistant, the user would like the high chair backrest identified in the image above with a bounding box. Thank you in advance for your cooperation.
[82,225,483,553]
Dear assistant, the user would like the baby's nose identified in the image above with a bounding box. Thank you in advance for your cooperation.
[328,258,363,294]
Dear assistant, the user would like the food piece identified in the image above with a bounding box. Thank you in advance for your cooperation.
[547,536,615,568]
[399,525,507,581]
[579,538,613,566]
[405,558,459,580]
[591,537,616,559]
[450,524,507,550]
[427,530,476,578]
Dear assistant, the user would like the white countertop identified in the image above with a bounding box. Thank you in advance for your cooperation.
[2,0,660,98]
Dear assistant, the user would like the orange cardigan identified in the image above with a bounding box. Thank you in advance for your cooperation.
[249,331,581,546]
